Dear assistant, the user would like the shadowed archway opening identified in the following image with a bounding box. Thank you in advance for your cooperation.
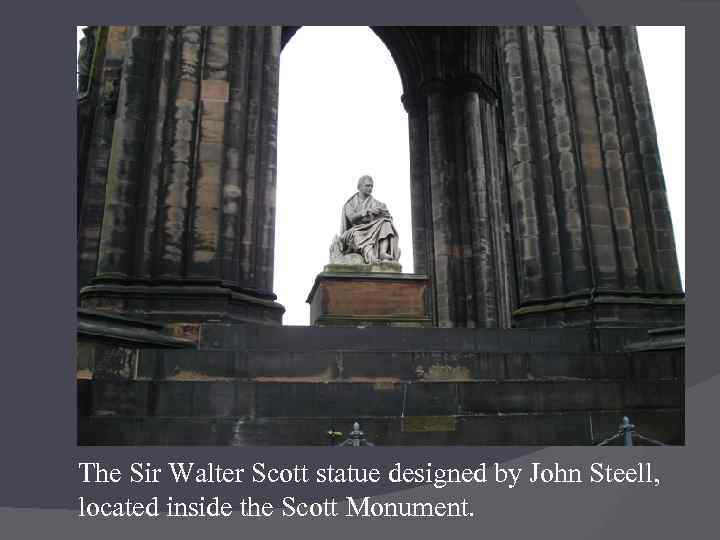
[275,26,413,325]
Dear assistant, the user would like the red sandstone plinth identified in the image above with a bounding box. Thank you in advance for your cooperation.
[306,271,432,327]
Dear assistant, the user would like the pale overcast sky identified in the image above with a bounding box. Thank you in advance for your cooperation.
[77,26,685,326]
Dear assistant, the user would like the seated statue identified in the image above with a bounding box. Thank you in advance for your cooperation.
[329,175,401,266]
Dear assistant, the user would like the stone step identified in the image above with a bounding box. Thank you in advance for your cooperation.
[81,378,683,419]
[78,324,683,446]
[191,324,651,354]
[78,410,684,446]
[135,348,683,382]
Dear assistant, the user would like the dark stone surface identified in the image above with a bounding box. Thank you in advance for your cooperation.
[83,373,684,419]
[78,27,284,325]
[79,410,684,446]
[78,26,684,330]
[78,309,196,350]
[625,326,686,352]
[198,323,600,353]
[78,321,684,445]
[76,26,686,445]
[80,282,285,325]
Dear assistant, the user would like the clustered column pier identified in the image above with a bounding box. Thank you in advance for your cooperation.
[78,26,684,330]
[79,26,285,325]
[498,26,684,328]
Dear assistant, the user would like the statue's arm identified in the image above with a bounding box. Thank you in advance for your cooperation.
[371,203,391,219]
[345,205,370,225]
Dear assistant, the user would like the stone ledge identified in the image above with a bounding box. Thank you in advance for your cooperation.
[78,309,196,349]
[80,282,285,325]
[625,326,686,352]
[78,409,684,446]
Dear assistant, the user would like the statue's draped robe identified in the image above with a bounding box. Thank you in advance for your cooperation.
[339,194,399,264]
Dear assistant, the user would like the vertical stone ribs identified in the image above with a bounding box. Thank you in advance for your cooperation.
[136,26,177,281]
[606,27,658,292]
[223,26,281,297]
[96,26,159,279]
[78,25,682,329]
[611,27,682,292]
[500,27,550,306]
[499,26,684,328]
[419,27,512,328]
[583,28,637,291]
[80,26,284,324]
[254,27,282,296]
[463,93,501,328]
[156,26,203,280]
[78,27,130,291]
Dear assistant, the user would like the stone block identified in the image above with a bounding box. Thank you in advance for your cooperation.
[341,351,414,380]
[307,272,431,327]
[246,350,339,380]
[254,383,317,417]
[80,417,140,445]
[193,382,236,416]
[92,380,149,416]
[153,381,194,416]
[315,383,404,416]
[162,418,222,445]
[147,349,235,380]
[404,383,459,415]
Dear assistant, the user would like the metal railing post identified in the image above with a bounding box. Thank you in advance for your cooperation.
[620,416,635,447]
[337,421,374,447]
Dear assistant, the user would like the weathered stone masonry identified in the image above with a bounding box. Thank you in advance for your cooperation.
[498,27,683,327]
[77,26,685,445]
[78,26,684,329]
[79,27,284,324]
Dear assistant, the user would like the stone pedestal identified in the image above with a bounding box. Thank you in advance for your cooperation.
[306,266,432,327]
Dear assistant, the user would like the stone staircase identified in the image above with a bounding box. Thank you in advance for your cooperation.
[77,324,684,445]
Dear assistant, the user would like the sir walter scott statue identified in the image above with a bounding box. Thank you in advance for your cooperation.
[329,175,401,267]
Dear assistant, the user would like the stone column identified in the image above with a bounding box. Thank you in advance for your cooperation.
[95,26,158,280]
[425,85,457,327]
[421,75,511,328]
[498,26,684,328]
[80,26,285,325]
[396,26,514,329]
[77,26,130,292]
[404,92,436,324]
[482,98,517,329]
[463,88,499,327]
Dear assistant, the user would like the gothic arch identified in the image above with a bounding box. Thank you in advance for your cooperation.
[280,26,514,328]
[77,26,684,330]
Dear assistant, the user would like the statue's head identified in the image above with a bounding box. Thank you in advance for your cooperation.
[357,175,374,196]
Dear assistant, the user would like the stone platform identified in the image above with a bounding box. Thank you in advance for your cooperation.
[306,265,431,327]
[77,323,684,446]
